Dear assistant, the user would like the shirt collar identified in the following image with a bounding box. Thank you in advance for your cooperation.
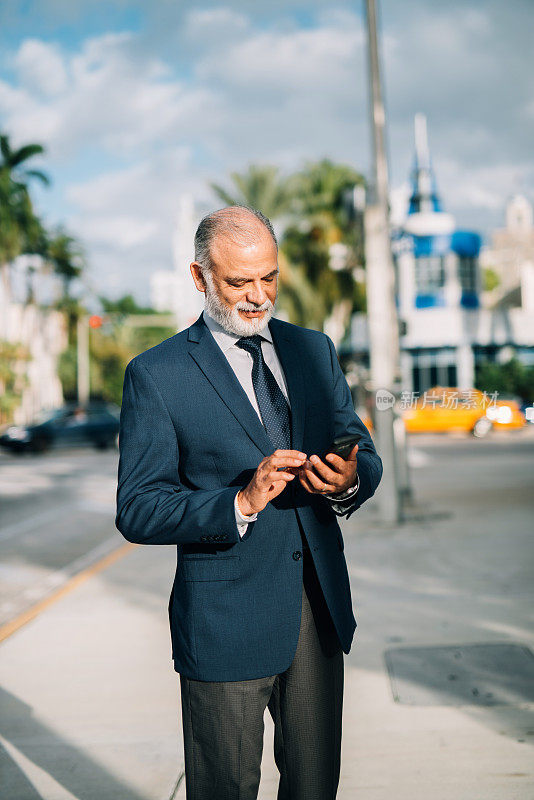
[202,309,273,352]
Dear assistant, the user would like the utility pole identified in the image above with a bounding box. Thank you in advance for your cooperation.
[77,315,90,406]
[364,0,402,523]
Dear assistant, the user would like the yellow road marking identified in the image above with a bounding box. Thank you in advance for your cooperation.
[0,541,136,644]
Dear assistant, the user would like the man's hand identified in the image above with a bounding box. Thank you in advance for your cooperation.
[298,444,359,496]
[237,450,307,516]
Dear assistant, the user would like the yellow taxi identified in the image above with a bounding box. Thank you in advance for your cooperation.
[400,387,526,437]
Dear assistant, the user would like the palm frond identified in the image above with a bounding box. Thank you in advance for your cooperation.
[10,144,46,167]
[25,169,51,187]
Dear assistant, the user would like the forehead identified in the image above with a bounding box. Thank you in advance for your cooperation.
[210,230,278,277]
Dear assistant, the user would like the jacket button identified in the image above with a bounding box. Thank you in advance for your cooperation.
[292,550,302,561]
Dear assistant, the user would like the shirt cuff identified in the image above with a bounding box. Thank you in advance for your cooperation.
[234,492,258,538]
[324,471,360,504]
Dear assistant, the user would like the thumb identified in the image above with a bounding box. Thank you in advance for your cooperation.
[347,443,359,461]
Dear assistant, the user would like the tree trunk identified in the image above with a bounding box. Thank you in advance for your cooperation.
[323,298,352,349]
[1,262,12,339]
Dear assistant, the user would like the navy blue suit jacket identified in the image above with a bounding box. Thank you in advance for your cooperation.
[116,314,382,680]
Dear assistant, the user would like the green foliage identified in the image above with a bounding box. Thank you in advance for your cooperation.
[475,357,534,403]
[482,267,501,292]
[1,133,84,308]
[0,134,50,268]
[210,159,366,335]
[88,319,175,405]
[0,340,30,421]
[47,229,85,296]
[89,332,131,405]
[57,344,78,401]
[278,160,365,330]
[211,164,292,219]
[100,294,155,315]
[56,295,176,405]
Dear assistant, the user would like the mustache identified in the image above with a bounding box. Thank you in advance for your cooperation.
[236,300,273,311]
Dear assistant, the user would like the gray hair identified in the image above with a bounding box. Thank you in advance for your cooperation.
[194,206,278,272]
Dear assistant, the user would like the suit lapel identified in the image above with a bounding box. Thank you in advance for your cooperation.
[187,314,307,456]
[187,315,273,456]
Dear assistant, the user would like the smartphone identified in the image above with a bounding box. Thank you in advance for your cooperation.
[324,434,363,460]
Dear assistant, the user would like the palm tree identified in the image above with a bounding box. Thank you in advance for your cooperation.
[208,159,366,341]
[211,164,291,220]
[48,230,84,299]
[47,230,86,343]
[0,136,50,187]
[280,160,365,339]
[0,134,50,302]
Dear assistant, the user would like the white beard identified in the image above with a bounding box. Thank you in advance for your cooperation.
[203,270,276,336]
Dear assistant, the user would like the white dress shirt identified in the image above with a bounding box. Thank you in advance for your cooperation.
[202,310,359,537]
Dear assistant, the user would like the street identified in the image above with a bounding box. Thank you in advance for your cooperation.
[0,431,533,799]
[0,448,119,629]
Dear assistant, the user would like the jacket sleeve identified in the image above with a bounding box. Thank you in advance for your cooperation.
[115,359,240,546]
[325,334,383,519]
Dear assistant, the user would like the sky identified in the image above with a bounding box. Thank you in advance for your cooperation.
[1,0,533,302]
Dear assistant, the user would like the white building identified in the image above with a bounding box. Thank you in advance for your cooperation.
[349,114,534,393]
[150,195,204,329]
[0,258,66,425]
[480,194,534,316]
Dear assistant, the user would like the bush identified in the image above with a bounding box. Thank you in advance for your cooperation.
[475,357,534,404]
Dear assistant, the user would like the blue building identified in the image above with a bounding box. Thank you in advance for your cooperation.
[350,114,534,395]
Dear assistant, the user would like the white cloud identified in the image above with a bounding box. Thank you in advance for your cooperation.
[435,158,533,214]
[197,22,363,94]
[15,39,68,96]
[73,215,159,249]
[64,150,212,297]
[1,3,532,299]
[1,32,222,159]
[184,8,249,41]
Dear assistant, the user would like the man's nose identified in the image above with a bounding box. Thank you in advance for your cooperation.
[246,283,267,306]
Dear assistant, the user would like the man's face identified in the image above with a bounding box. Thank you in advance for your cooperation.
[191,227,279,336]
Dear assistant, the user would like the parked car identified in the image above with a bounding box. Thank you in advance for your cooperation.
[0,403,120,453]
[401,387,526,437]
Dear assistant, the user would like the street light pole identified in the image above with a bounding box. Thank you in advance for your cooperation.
[77,315,89,406]
[364,0,402,523]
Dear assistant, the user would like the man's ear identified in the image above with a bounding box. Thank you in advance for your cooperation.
[190,262,206,292]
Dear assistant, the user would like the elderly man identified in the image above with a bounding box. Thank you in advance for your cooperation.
[116,206,382,800]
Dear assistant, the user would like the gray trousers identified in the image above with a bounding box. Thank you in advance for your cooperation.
[179,554,344,800]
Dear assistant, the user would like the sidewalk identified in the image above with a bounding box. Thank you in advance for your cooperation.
[0,543,182,800]
[1,435,533,799]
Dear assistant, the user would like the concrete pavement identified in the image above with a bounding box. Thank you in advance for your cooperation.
[1,431,533,799]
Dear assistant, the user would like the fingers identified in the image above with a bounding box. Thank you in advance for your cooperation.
[269,450,306,468]
[272,449,307,460]
[298,471,316,494]
[307,455,339,483]
[264,470,296,485]
[323,444,359,471]
[300,466,337,494]
[270,455,307,468]
[323,452,346,471]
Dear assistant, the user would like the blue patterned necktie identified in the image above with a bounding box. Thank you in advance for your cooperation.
[236,335,291,451]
